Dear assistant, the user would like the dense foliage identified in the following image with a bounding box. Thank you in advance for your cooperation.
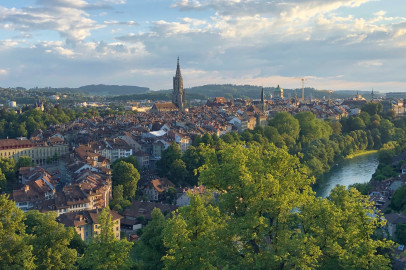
[139,142,392,269]
[0,197,135,270]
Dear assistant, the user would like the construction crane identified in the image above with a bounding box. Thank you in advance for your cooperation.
[301,78,307,102]
[328,89,332,106]
[292,77,309,102]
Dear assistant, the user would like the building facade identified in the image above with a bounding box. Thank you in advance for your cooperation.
[0,138,68,165]
[57,209,122,241]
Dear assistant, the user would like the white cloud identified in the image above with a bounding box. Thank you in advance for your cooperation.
[0,1,103,42]
[104,20,138,26]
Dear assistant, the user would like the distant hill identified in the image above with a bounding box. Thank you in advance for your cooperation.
[27,84,380,100]
[186,84,377,100]
[30,84,150,96]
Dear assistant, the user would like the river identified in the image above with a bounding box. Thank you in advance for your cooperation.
[314,153,379,198]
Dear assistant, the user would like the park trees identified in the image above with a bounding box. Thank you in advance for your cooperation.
[163,195,224,270]
[79,208,133,270]
[301,186,392,269]
[295,111,332,145]
[269,111,300,140]
[196,142,317,268]
[135,208,167,270]
[157,142,392,269]
[0,194,35,269]
[156,142,182,177]
[24,211,77,270]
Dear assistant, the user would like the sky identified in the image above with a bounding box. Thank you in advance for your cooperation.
[0,0,405,92]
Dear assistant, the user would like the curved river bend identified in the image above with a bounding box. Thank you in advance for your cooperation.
[314,153,379,198]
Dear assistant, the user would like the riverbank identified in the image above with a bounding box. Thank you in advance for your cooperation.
[345,150,378,159]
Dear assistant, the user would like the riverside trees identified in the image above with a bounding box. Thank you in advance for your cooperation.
[138,142,392,269]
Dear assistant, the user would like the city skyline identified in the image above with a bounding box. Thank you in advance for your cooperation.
[0,0,405,92]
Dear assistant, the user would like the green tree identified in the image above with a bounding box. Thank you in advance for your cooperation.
[16,156,34,169]
[169,159,188,185]
[197,142,316,269]
[0,168,6,191]
[269,111,300,140]
[201,133,214,145]
[25,211,77,270]
[329,121,342,135]
[379,119,395,143]
[362,102,383,116]
[0,157,16,191]
[163,195,223,270]
[69,231,87,256]
[390,185,406,211]
[112,161,140,200]
[264,126,285,148]
[156,143,182,177]
[182,146,204,186]
[112,155,139,170]
[295,111,332,145]
[0,194,35,270]
[136,208,167,270]
[110,185,131,212]
[79,208,134,270]
[395,224,406,245]
[301,186,392,269]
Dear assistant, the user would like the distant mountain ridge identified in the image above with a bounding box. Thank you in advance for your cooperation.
[26,84,381,100]
[29,84,150,96]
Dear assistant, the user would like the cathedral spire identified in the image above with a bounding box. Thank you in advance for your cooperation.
[176,56,181,77]
[173,57,185,112]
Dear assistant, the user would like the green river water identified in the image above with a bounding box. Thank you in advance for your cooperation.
[314,153,379,198]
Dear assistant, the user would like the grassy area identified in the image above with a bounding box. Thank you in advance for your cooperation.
[345,150,378,159]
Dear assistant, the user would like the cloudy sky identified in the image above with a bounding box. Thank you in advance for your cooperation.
[0,0,405,92]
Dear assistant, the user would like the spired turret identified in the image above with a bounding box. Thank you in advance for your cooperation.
[172,57,186,112]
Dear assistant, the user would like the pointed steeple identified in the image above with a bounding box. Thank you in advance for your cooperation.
[261,87,265,102]
[173,57,185,112]
[176,56,181,77]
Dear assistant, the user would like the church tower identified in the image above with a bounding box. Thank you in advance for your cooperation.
[172,57,186,112]
[261,87,266,113]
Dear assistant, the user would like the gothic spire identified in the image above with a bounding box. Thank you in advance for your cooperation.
[176,56,181,77]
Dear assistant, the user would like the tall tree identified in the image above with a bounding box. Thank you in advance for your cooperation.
[182,146,204,186]
[0,168,6,192]
[0,194,35,269]
[197,142,316,269]
[300,186,392,269]
[156,142,182,177]
[112,156,139,170]
[295,111,332,144]
[16,156,34,169]
[163,195,224,270]
[112,161,140,200]
[169,159,188,185]
[269,111,300,140]
[136,208,167,270]
[79,208,134,270]
[25,210,77,270]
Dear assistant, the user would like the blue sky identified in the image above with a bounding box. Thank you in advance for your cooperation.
[0,0,405,92]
